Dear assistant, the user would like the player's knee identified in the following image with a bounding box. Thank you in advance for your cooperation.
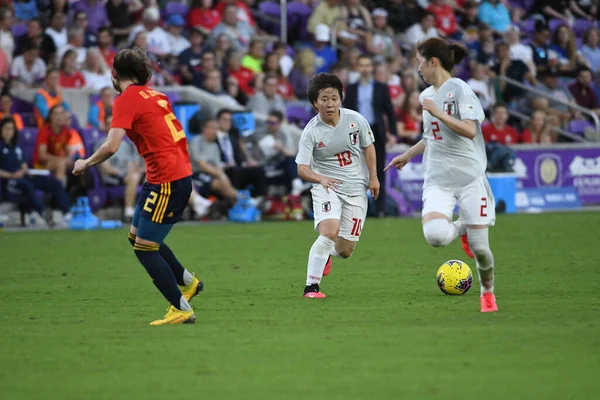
[320,227,339,241]
[423,219,451,248]
[338,247,354,258]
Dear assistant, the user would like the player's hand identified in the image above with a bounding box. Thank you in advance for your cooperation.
[72,159,88,176]
[422,99,443,119]
[319,176,342,193]
[384,153,411,172]
[369,177,380,200]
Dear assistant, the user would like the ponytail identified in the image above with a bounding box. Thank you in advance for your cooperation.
[418,38,469,72]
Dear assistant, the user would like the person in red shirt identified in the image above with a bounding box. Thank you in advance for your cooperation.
[33,105,74,186]
[482,104,521,145]
[427,0,460,39]
[226,50,255,95]
[214,0,255,27]
[59,49,86,88]
[187,0,222,33]
[72,48,202,326]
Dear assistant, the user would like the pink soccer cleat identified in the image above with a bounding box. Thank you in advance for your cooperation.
[304,291,327,299]
[461,234,474,259]
[322,256,332,277]
[480,292,498,312]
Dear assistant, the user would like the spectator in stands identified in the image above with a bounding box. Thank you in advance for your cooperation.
[226,50,255,95]
[569,0,599,20]
[208,4,254,52]
[72,11,97,48]
[33,69,70,129]
[15,18,56,64]
[247,73,286,116]
[338,0,372,48]
[95,138,143,222]
[188,118,241,204]
[369,8,396,59]
[213,33,233,68]
[343,46,361,84]
[579,27,600,72]
[58,27,87,70]
[344,54,397,216]
[262,52,295,101]
[550,24,582,76]
[272,41,294,78]
[289,48,316,100]
[187,0,221,35]
[491,42,535,104]
[82,49,111,90]
[45,11,67,50]
[482,104,522,144]
[225,75,249,106]
[202,68,239,107]
[0,93,24,130]
[427,0,460,40]
[132,30,178,86]
[529,70,576,126]
[241,39,265,73]
[530,20,556,75]
[478,0,511,34]
[0,117,71,227]
[216,108,266,198]
[251,109,308,195]
[374,61,402,112]
[381,0,424,35]
[214,0,256,28]
[129,7,170,59]
[530,0,574,26]
[521,110,553,143]
[309,24,337,74]
[505,25,536,76]
[0,7,14,64]
[166,14,190,57]
[329,62,349,90]
[59,49,86,88]
[88,87,114,131]
[467,63,494,111]
[178,28,205,88]
[568,66,600,116]
[32,105,74,186]
[10,42,46,89]
[96,27,115,69]
[459,1,481,42]
[14,0,39,22]
[72,0,108,35]
[468,23,495,67]
[308,0,341,36]
[404,11,438,47]
[106,0,134,46]
[396,90,422,143]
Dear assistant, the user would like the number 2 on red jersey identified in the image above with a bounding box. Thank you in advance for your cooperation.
[157,99,185,143]
[432,122,442,141]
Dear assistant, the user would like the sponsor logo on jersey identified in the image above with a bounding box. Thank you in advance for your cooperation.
[317,141,326,148]
[322,201,331,213]
[443,100,457,116]
[349,130,359,145]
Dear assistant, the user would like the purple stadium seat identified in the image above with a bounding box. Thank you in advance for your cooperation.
[258,1,281,36]
[166,2,189,16]
[11,23,27,37]
[286,104,314,128]
[574,19,595,37]
[79,128,104,148]
[520,19,536,36]
[288,1,313,41]
[20,112,36,127]
[12,97,33,114]
[18,128,38,165]
[569,119,593,136]
[549,19,564,33]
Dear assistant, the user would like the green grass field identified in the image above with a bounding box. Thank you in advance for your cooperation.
[1,212,599,400]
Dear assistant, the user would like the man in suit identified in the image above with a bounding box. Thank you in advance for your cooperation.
[343,55,397,216]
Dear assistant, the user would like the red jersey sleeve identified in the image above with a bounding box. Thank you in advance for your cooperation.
[111,93,137,130]
[520,129,532,143]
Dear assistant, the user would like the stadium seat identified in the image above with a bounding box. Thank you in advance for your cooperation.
[288,1,313,42]
[257,1,281,36]
[165,2,189,16]
[548,19,564,33]
[574,19,596,37]
[569,119,593,136]
[286,103,315,129]
[520,19,536,36]
[11,23,27,37]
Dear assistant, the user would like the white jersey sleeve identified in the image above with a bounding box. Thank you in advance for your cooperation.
[456,83,485,123]
[295,126,315,166]
[358,114,375,148]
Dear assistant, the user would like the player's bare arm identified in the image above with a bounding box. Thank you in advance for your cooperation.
[297,163,342,193]
[422,99,476,139]
[73,128,126,175]
[363,144,379,199]
[385,139,425,171]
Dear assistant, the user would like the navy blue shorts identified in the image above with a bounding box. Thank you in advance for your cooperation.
[191,171,214,198]
[133,176,192,243]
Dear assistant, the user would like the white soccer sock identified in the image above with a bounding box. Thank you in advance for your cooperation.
[179,296,192,311]
[182,270,194,286]
[466,228,495,294]
[331,247,342,258]
[423,219,459,247]
[453,218,467,236]
[306,235,335,286]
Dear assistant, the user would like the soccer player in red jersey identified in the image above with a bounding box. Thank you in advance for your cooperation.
[73,49,203,325]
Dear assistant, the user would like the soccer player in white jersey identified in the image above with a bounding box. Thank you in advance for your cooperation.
[296,73,380,299]
[385,38,498,313]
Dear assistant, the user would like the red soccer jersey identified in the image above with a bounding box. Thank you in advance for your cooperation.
[33,124,72,167]
[111,85,192,184]
[427,5,458,36]
[482,123,519,145]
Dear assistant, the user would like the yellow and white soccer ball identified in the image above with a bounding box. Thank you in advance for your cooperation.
[436,260,473,295]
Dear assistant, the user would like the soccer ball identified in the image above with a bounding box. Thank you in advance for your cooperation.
[436,260,473,295]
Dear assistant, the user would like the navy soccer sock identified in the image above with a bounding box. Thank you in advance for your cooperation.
[133,242,190,311]
[128,233,187,286]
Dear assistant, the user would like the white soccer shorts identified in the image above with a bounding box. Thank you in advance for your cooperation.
[422,173,496,226]
[311,185,368,241]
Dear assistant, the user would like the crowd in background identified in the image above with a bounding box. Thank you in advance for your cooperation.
[0,0,599,227]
